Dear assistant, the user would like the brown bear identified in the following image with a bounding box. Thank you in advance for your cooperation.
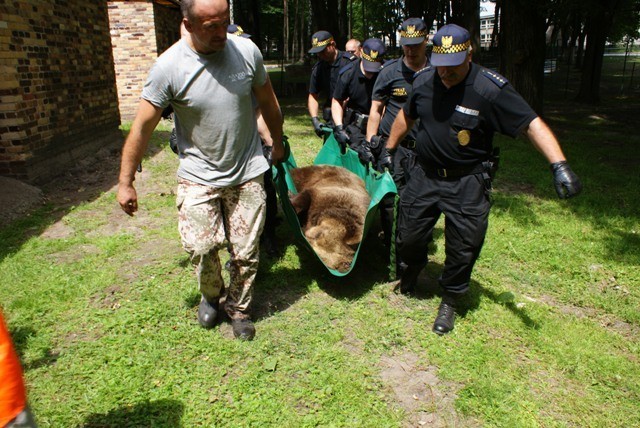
[288,165,371,272]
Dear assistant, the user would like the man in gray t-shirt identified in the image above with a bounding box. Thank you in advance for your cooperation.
[117,0,283,341]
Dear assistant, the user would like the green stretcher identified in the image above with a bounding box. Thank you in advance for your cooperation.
[273,131,397,276]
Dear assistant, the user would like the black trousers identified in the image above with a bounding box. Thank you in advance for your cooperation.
[396,162,491,294]
[263,163,278,238]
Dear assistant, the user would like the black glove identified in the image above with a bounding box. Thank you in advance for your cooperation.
[311,116,325,138]
[376,147,394,173]
[169,128,178,154]
[262,144,273,167]
[368,135,384,159]
[334,125,350,152]
[356,140,375,165]
[550,161,582,199]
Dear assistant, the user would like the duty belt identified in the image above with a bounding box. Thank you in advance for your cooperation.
[418,159,486,179]
[344,108,369,132]
[399,138,416,149]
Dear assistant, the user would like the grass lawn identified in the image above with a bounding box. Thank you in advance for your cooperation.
[1,58,639,427]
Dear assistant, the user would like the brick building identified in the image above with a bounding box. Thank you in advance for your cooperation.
[108,0,181,121]
[0,0,181,184]
[1,1,121,183]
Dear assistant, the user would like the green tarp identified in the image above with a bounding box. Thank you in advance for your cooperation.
[273,132,397,276]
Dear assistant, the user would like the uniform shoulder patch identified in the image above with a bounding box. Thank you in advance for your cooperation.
[413,65,432,78]
[343,52,357,61]
[381,58,398,69]
[338,62,355,76]
[481,69,508,88]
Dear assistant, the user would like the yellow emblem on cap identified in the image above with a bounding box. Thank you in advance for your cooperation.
[407,25,416,35]
[312,37,319,46]
[442,35,453,49]
[457,130,471,146]
[370,50,378,59]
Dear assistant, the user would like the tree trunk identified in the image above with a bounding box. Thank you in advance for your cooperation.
[283,0,289,62]
[450,0,480,62]
[499,0,546,114]
[575,0,621,103]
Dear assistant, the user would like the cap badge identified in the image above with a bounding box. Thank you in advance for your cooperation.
[442,36,453,49]
[312,37,319,46]
[407,25,416,35]
[457,130,471,146]
[370,50,378,59]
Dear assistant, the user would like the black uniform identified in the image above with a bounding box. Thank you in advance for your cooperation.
[332,59,379,148]
[370,58,426,267]
[398,64,537,294]
[309,51,356,123]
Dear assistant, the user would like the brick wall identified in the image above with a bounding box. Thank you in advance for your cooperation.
[108,0,181,121]
[0,1,122,184]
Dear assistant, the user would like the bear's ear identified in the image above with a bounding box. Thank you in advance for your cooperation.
[289,190,311,214]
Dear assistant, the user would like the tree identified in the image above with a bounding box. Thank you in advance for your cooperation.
[499,0,547,113]
[575,0,623,103]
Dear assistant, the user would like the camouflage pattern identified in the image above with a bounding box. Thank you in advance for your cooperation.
[176,176,266,319]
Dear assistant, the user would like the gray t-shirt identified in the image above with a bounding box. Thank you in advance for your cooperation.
[142,35,269,187]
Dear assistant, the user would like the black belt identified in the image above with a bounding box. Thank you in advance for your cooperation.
[419,160,486,179]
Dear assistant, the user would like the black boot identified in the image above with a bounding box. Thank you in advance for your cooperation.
[197,297,219,329]
[261,232,279,257]
[432,294,457,335]
[232,318,256,341]
[399,264,423,295]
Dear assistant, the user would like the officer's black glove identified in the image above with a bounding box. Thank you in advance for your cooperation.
[334,125,350,152]
[376,147,394,173]
[169,128,178,154]
[262,144,273,167]
[368,135,384,159]
[311,116,326,138]
[356,140,375,165]
[550,161,582,199]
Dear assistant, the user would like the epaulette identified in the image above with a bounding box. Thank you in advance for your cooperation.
[412,65,431,78]
[342,52,357,61]
[338,62,355,76]
[380,58,398,69]
[481,69,508,88]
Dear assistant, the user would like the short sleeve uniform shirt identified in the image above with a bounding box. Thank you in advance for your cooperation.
[404,64,538,167]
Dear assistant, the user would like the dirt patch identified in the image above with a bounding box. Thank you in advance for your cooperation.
[0,176,45,227]
[379,352,478,427]
[524,294,639,340]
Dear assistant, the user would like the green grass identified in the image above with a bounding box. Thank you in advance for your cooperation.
[1,64,639,426]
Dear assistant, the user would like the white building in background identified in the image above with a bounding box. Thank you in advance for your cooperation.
[480,0,497,48]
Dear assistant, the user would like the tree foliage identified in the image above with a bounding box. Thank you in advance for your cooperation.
[234,0,639,105]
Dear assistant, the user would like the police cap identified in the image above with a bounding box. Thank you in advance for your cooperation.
[227,24,251,38]
[400,18,428,46]
[361,38,386,73]
[430,24,471,67]
[309,31,334,54]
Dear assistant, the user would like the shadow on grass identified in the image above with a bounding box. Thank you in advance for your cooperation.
[0,136,166,265]
[8,325,60,371]
[81,399,184,428]
[398,260,540,330]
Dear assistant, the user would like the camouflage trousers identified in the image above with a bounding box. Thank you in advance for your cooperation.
[176,175,266,319]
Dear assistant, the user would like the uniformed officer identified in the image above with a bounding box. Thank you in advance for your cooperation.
[307,31,356,138]
[362,18,430,274]
[345,38,362,57]
[331,38,386,151]
[227,23,251,38]
[383,24,582,335]
[223,25,280,256]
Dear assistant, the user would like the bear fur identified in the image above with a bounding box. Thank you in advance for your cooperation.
[289,165,371,272]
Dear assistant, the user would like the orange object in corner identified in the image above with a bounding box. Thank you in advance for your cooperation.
[0,310,26,427]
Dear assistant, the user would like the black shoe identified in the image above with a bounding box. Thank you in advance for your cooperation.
[399,264,423,295]
[197,298,219,329]
[432,296,457,335]
[262,234,279,257]
[231,318,256,340]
